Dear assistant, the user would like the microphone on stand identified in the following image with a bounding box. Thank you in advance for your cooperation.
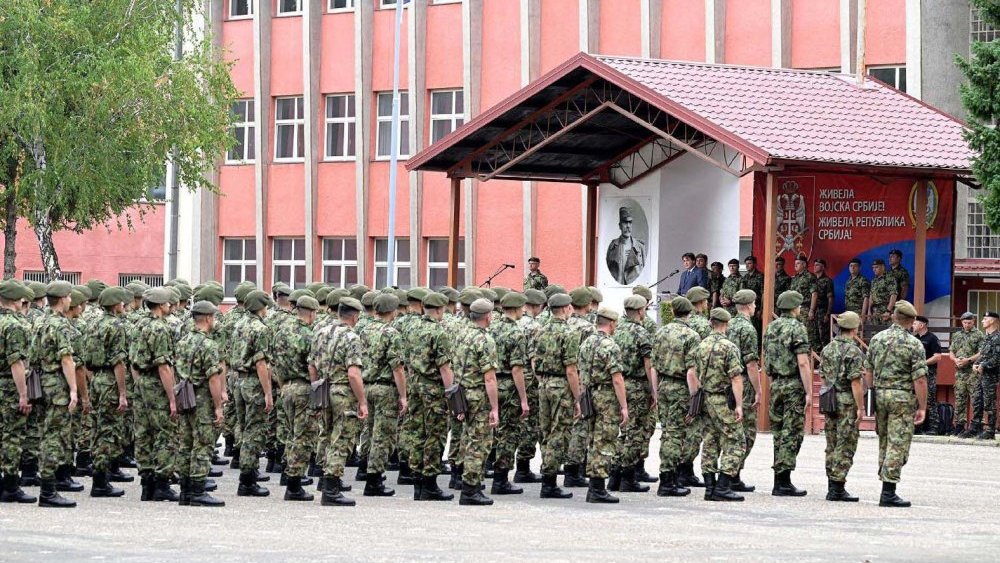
[504,264,515,268]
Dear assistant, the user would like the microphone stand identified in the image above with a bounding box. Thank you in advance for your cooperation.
[480,264,514,288]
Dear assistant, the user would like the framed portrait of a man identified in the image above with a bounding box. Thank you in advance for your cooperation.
[605,198,649,285]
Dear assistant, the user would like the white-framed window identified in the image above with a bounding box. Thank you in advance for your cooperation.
[324,94,356,160]
[329,0,355,11]
[226,99,256,163]
[971,5,1000,46]
[276,0,301,15]
[229,0,254,19]
[967,200,1000,259]
[374,237,411,289]
[868,66,906,92]
[274,96,305,161]
[376,91,410,159]
[429,89,464,144]
[22,271,81,285]
[119,274,165,287]
[380,0,410,8]
[223,238,257,297]
[426,238,465,289]
[322,238,359,287]
[272,238,307,289]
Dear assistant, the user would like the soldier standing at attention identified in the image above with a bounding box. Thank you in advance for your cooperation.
[724,290,761,492]
[216,281,255,468]
[676,286,710,489]
[579,307,629,504]
[174,301,226,508]
[813,259,834,349]
[844,258,871,318]
[234,290,275,497]
[393,287,427,487]
[563,287,596,489]
[719,259,742,315]
[694,308,746,502]
[523,257,548,291]
[631,286,658,337]
[972,312,1000,440]
[951,312,984,436]
[763,290,813,497]
[489,292,530,496]
[0,281,37,504]
[514,288,545,483]
[869,259,898,323]
[819,311,866,502]
[913,316,943,435]
[887,249,910,301]
[708,262,725,308]
[740,256,765,338]
[866,301,927,507]
[790,255,818,351]
[774,256,792,306]
[360,294,405,497]
[609,295,655,494]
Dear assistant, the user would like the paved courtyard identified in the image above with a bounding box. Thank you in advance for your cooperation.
[2,432,998,562]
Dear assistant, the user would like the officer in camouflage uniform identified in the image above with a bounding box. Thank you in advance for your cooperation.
[609,295,654,494]
[694,308,746,502]
[579,307,629,504]
[174,300,226,507]
[523,257,548,291]
[866,301,927,507]
[563,287,596,488]
[774,256,792,306]
[819,311,866,502]
[887,249,910,301]
[535,293,579,500]
[650,296,697,498]
[763,290,812,497]
[722,290,761,492]
[789,254,818,351]
[950,312,984,436]
[513,288,545,483]
[972,312,1000,440]
[676,286,710,488]
[708,262,724,308]
[813,259,834,349]
[453,298,500,506]
[489,292,530,495]
[0,280,37,504]
[719,259,742,315]
[360,293,405,497]
[844,258,870,318]
[740,256,765,338]
[233,290,275,497]
[869,259,897,323]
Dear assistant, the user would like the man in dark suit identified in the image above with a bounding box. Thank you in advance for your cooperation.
[677,252,708,295]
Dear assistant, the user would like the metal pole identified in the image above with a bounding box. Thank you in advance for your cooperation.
[856,0,866,86]
[386,0,405,287]
[167,0,183,280]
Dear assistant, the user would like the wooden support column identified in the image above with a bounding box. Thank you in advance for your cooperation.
[759,172,779,431]
[448,177,462,288]
[585,182,599,286]
[914,179,928,312]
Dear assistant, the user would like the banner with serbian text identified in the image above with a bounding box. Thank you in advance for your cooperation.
[751,172,954,315]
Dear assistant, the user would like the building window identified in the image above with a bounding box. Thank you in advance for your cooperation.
[230,0,254,18]
[276,0,301,15]
[430,89,464,144]
[380,0,410,8]
[374,237,411,289]
[223,238,257,297]
[329,0,354,11]
[22,271,81,285]
[322,238,359,287]
[967,200,1000,259]
[119,274,165,287]
[426,238,465,289]
[325,94,356,160]
[226,99,256,163]
[148,167,167,201]
[274,96,305,161]
[376,91,410,159]
[273,238,307,289]
[971,5,1000,46]
[867,66,906,92]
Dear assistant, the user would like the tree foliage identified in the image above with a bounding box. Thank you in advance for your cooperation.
[0,0,237,278]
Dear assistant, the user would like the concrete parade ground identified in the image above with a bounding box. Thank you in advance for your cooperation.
[1,432,997,563]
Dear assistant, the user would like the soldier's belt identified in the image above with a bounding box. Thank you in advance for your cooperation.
[661,372,687,380]
[496,372,513,378]
[625,372,647,380]
[536,371,565,378]
[768,372,798,379]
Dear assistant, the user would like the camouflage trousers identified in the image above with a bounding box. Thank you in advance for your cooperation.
[539,377,575,475]
[222,371,240,442]
[811,309,831,352]
[123,375,137,448]
[493,377,523,472]
[20,395,44,465]
[238,375,270,472]
[135,373,179,478]
[516,375,540,461]
[798,312,816,352]
[824,398,859,481]
[0,378,30,475]
[617,378,655,468]
[701,392,746,477]
[75,401,94,454]
[407,377,448,476]
[769,377,805,472]
[924,371,939,432]
[656,378,689,470]
[447,417,464,463]
[177,387,218,480]
[972,370,999,427]
[875,389,916,483]
[585,387,620,479]
[358,408,373,458]
[323,384,360,478]
[681,411,705,465]
[89,372,126,471]
[704,376,758,470]
[396,375,418,463]
[566,417,589,466]
[954,369,979,425]
[39,372,75,479]
[281,380,321,478]
[274,381,287,451]
[459,390,494,486]
[366,383,400,474]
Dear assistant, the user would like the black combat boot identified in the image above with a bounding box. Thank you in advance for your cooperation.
[55,465,84,492]
[38,478,76,508]
[237,471,270,497]
[255,468,271,482]
[771,470,807,497]
[513,458,542,483]
[562,464,588,488]
[826,479,859,502]
[189,478,225,507]
[346,450,361,468]
[152,475,179,502]
[272,445,286,474]
[284,476,315,502]
[677,462,704,487]
[960,421,982,439]
[418,473,455,501]
[90,470,125,498]
[976,415,996,440]
[620,465,650,493]
[308,454,323,477]
[355,456,369,482]
[702,473,716,501]
[139,471,154,501]
[585,477,619,504]
[364,472,395,497]
[709,474,745,502]
[208,467,223,478]
[411,473,424,500]
[0,473,36,504]
[74,451,94,477]
[449,464,463,490]
[879,481,911,507]
[229,447,241,469]
[491,470,523,495]
[315,476,326,491]
[205,478,218,492]
[539,473,573,499]
[397,460,416,485]
[212,452,229,466]
[178,477,192,506]
[264,449,277,474]
[223,435,235,457]
[731,470,755,492]
[321,476,356,506]
[118,444,138,469]
[459,480,494,506]
[655,470,690,497]
[607,466,622,491]
[484,449,496,479]
[19,459,40,487]
[108,461,134,483]
[634,462,658,483]
[387,450,400,471]
[440,460,452,476]
[952,422,965,436]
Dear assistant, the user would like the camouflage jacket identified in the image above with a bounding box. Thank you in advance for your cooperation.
[790,271,817,300]
[641,316,657,336]
[612,316,651,380]
[533,316,579,376]
[774,270,792,302]
[762,314,809,378]
[819,335,865,394]
[174,328,223,389]
[869,274,897,316]
[567,313,595,345]
[708,272,724,302]
[677,314,710,340]
[353,315,375,343]
[865,324,926,390]
[523,271,548,291]
[725,313,759,374]
[844,274,871,314]
[888,265,910,300]
[361,318,404,385]
[814,274,834,310]
[720,274,742,308]
[128,315,173,372]
[579,331,622,388]
[517,314,543,369]
[84,310,128,372]
[651,320,700,379]
[454,324,499,390]
[272,318,313,383]
[740,271,765,309]
[214,306,247,367]
[310,325,364,386]
[400,315,452,382]
[230,314,271,373]
[0,308,30,374]
[490,315,528,376]
[950,328,985,373]
[977,329,1000,373]
[694,332,742,394]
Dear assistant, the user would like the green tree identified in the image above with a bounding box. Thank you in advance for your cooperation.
[0,0,236,280]
[959,0,1000,229]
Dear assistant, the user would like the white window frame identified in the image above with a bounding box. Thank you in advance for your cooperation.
[328,0,355,12]
[119,274,165,287]
[867,65,906,92]
[229,0,254,19]
[226,99,256,164]
[275,0,302,16]
[375,91,410,160]
[22,271,81,285]
[426,238,465,289]
[321,238,359,288]
[324,94,356,161]
[222,238,257,298]
[380,0,410,8]
[966,200,1000,259]
[429,89,464,144]
[272,238,307,289]
[274,96,305,162]
[374,238,412,289]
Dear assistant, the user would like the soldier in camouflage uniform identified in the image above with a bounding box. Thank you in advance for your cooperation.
[719,290,761,493]
[708,262,724,308]
[972,312,1000,440]
[233,290,275,497]
[264,283,294,475]
[215,281,255,466]
[844,258,870,318]
[763,290,813,497]
[887,249,910,302]
[353,290,379,482]
[579,307,629,504]
[632,285,659,336]
[866,301,927,507]
[174,301,226,507]
[535,293,579,500]
[0,281,37,504]
[869,259,897,323]
[813,259,834,350]
[445,289,478,490]
[513,288,546,483]
[789,254,818,351]
[774,256,792,306]
[523,257,548,291]
[393,287,427,486]
[68,286,94,479]
[819,311,866,502]
[489,292,530,496]
[950,312,984,436]
[694,308,746,502]
[563,287,596,488]
[608,295,654,494]
[740,256,765,338]
[675,286,711,488]
[650,296,697,498]
[719,259,742,315]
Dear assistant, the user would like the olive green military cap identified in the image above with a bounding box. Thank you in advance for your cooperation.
[165,286,181,305]
[145,287,173,305]
[69,289,89,308]
[28,281,48,301]
[543,284,567,298]
[548,293,572,308]
[671,296,693,316]
[85,279,107,301]
[373,293,399,314]
[234,282,257,304]
[244,290,270,313]
[623,295,647,310]
[569,287,592,308]
[296,296,321,311]
[361,291,378,307]
[172,278,191,287]
[339,297,363,313]
[733,289,757,305]
[125,282,148,299]
[596,307,619,322]
[422,292,448,309]
[393,288,409,305]
[588,286,604,303]
[174,283,193,302]
[325,288,351,308]
[894,300,918,318]
[75,285,93,300]
[685,286,710,303]
[349,284,370,300]
[315,286,333,304]
[500,292,527,309]
[46,280,74,298]
[492,287,509,302]
[288,288,313,304]
[306,282,326,294]
[459,288,483,306]
[193,284,225,306]
[0,280,25,301]
[523,289,546,306]
[406,287,430,303]
[272,283,292,297]
[98,287,128,307]
[632,285,653,302]
[710,307,731,323]
[836,311,861,330]
[438,287,460,303]
[481,288,498,303]
[191,300,219,316]
[776,290,804,310]
[470,298,493,314]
